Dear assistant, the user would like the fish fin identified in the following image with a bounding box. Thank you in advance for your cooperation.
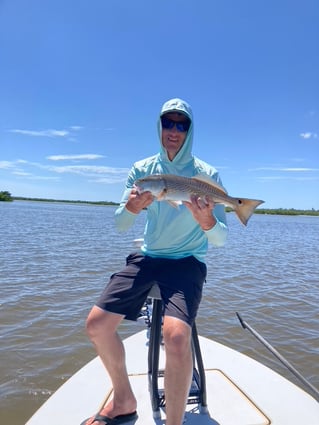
[157,188,181,208]
[233,198,264,226]
[167,200,181,208]
[192,174,227,194]
[157,189,167,201]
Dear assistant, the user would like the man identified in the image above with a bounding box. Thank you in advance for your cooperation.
[83,98,228,425]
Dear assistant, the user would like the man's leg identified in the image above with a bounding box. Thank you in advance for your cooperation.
[84,306,137,425]
[163,315,193,425]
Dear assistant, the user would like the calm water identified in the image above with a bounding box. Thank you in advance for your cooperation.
[1,201,318,424]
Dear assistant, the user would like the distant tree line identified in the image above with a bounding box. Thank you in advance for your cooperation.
[0,191,13,201]
[2,191,319,215]
[225,207,319,217]
[254,207,319,217]
[12,196,118,206]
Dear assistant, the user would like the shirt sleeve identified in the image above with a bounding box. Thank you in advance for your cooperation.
[114,167,138,231]
[204,204,228,246]
[114,203,138,232]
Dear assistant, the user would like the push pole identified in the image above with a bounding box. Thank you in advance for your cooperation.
[236,312,319,401]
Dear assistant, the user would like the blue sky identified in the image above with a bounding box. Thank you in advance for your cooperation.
[1,0,318,209]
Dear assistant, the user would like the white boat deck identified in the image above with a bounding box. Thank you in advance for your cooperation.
[26,330,319,425]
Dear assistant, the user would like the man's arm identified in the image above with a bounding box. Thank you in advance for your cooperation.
[114,188,153,232]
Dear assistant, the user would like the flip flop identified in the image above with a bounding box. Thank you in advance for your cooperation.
[80,411,137,425]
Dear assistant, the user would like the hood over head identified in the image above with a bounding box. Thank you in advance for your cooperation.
[157,98,194,167]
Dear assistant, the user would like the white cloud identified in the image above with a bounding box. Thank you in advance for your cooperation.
[49,165,129,176]
[0,160,62,181]
[300,132,318,139]
[252,165,319,183]
[47,154,104,161]
[8,126,84,139]
[252,167,319,172]
[258,175,319,182]
[1,158,129,186]
[12,171,32,176]
[9,129,70,138]
[89,177,127,184]
[26,175,61,181]
[69,126,83,131]
[0,161,15,169]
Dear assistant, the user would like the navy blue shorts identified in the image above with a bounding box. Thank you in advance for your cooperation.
[96,253,207,326]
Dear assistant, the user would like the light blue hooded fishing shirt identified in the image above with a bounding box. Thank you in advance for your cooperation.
[115,98,228,262]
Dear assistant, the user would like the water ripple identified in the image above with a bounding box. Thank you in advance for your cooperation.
[0,202,318,424]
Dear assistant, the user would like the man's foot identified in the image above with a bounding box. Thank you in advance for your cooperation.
[81,399,137,425]
[81,410,137,425]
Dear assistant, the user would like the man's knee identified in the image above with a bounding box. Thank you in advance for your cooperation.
[163,317,192,357]
[85,306,120,340]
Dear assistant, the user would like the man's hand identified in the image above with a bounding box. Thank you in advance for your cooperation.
[125,188,154,214]
[183,195,216,231]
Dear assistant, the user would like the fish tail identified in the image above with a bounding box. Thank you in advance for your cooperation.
[234,199,264,226]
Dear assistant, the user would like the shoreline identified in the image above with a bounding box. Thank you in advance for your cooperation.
[2,197,318,217]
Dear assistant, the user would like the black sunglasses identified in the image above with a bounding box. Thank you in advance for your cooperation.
[161,116,190,133]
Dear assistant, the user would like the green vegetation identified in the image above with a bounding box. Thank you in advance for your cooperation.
[225,207,319,217]
[3,192,319,216]
[254,208,319,217]
[13,196,118,206]
[0,191,13,202]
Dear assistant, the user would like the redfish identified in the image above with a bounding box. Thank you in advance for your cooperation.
[135,174,264,226]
